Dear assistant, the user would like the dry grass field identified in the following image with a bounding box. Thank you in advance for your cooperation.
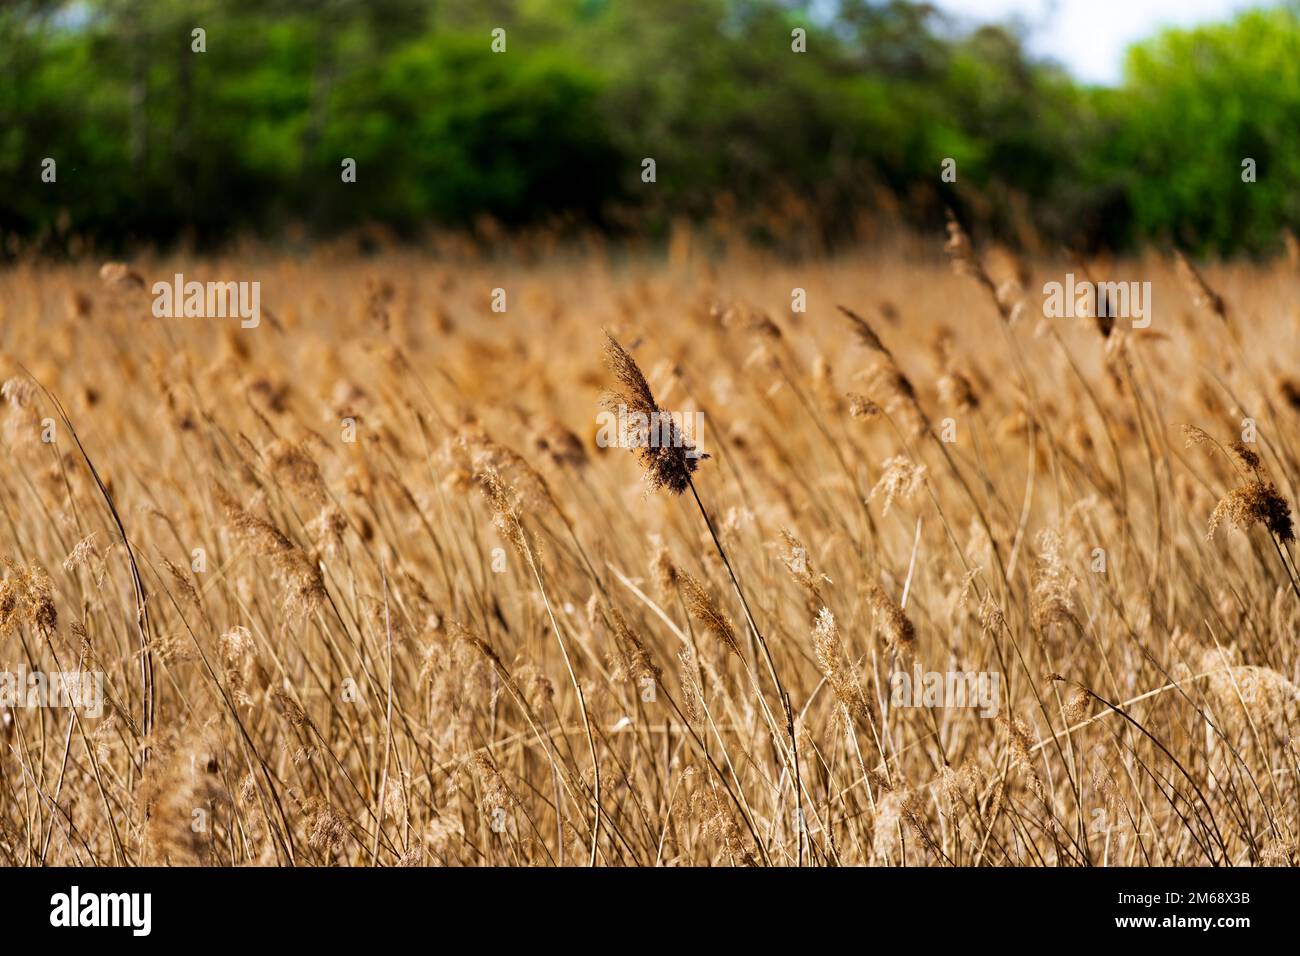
[2,224,1299,866]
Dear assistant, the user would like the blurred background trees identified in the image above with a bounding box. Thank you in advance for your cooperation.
[3,0,1299,254]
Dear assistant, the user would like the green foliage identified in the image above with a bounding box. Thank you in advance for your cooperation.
[3,0,1299,253]
[321,36,617,226]
[1096,7,1300,253]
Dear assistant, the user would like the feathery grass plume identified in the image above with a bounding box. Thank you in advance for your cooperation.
[1190,421,1268,481]
[602,332,702,494]
[219,625,258,706]
[869,785,907,861]
[513,663,555,713]
[838,304,894,359]
[140,728,227,865]
[419,624,496,744]
[1228,440,1262,474]
[649,538,679,595]
[213,482,293,555]
[1174,250,1229,323]
[1181,423,1214,450]
[679,570,740,658]
[0,559,57,634]
[266,439,329,506]
[1209,480,1294,542]
[1062,686,1091,724]
[213,483,326,620]
[998,713,1045,799]
[63,532,101,575]
[899,787,941,857]
[812,608,871,723]
[602,603,661,686]
[779,529,828,613]
[838,306,930,436]
[271,688,307,726]
[98,261,146,291]
[308,505,348,558]
[865,582,915,660]
[160,556,201,609]
[869,456,926,516]
[1197,646,1300,728]
[684,767,756,865]
[943,212,1001,309]
[676,646,704,723]
[303,797,349,855]
[1031,529,1079,630]
[1,378,42,450]
[1,378,34,410]
[471,751,518,819]
[476,470,542,564]
[846,392,882,419]
[460,425,563,517]
[872,364,930,435]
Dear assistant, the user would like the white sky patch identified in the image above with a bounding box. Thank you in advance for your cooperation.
[933,0,1268,85]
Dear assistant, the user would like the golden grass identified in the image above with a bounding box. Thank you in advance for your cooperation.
[1,231,1299,866]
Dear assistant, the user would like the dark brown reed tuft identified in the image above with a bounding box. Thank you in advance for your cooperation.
[1209,480,1294,542]
[602,332,702,495]
[1228,440,1262,474]
[1276,375,1300,412]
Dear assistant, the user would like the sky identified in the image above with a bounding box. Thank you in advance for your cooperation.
[933,0,1267,84]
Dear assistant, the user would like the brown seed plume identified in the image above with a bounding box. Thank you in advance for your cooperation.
[1209,480,1294,543]
[602,332,702,495]
[865,582,915,660]
[679,570,740,658]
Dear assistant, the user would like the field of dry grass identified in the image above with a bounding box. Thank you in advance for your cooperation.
[2,225,1299,866]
